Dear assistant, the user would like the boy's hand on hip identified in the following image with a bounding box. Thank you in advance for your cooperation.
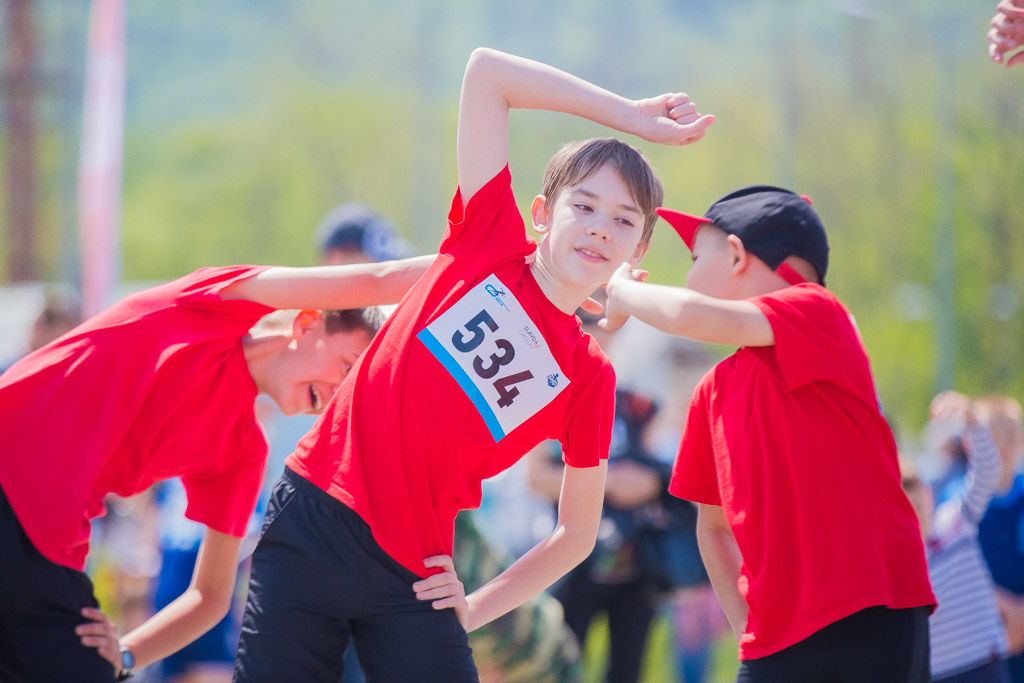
[76,607,121,670]
[415,555,469,631]
[635,93,715,146]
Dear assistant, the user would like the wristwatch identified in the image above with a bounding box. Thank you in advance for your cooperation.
[116,646,135,681]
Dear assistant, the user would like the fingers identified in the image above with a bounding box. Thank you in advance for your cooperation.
[1007,49,1024,66]
[669,100,698,121]
[80,607,110,623]
[414,555,463,604]
[998,0,1024,18]
[579,296,604,315]
[76,608,121,668]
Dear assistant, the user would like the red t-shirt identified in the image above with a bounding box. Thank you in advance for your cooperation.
[0,266,273,571]
[287,166,615,577]
[669,283,935,660]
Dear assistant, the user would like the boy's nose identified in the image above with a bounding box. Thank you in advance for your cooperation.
[587,219,612,241]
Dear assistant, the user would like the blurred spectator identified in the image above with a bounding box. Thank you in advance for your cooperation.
[905,391,1010,682]
[641,340,729,683]
[0,286,82,374]
[315,202,416,265]
[528,308,713,683]
[973,395,1024,682]
[988,0,1024,67]
[453,512,582,683]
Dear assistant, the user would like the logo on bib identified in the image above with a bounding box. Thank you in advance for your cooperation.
[547,373,560,388]
[485,283,510,311]
[518,324,541,349]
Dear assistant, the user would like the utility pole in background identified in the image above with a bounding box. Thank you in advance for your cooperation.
[3,0,39,282]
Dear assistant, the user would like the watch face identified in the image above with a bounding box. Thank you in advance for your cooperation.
[121,647,135,670]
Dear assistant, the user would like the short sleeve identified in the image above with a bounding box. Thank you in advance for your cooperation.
[181,425,268,538]
[559,361,615,468]
[173,265,276,321]
[440,165,536,260]
[749,284,865,393]
[668,382,722,505]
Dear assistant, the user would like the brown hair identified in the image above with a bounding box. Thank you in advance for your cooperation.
[323,307,385,337]
[541,138,663,249]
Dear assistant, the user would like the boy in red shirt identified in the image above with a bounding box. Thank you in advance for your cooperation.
[232,47,713,682]
[0,257,433,682]
[600,186,936,681]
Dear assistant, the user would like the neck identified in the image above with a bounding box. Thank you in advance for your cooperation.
[241,333,290,395]
[529,255,592,316]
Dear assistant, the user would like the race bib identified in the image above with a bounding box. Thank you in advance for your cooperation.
[417,274,570,441]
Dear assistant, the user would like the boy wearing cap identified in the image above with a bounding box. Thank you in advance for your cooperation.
[601,186,936,681]
[232,47,713,682]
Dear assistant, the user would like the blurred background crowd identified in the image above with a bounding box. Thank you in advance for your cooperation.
[2,1,1023,681]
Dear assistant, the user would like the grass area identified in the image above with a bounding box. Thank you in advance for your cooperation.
[581,612,739,683]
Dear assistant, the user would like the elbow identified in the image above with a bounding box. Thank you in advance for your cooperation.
[565,523,599,566]
[464,47,506,86]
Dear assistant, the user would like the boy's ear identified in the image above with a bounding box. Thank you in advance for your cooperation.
[291,309,324,338]
[530,194,550,236]
[726,234,749,276]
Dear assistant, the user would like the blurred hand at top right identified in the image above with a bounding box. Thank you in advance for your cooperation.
[929,390,977,426]
[988,0,1024,67]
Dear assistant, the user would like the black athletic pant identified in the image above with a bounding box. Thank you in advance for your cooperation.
[0,485,116,682]
[233,468,478,683]
[735,604,931,683]
[553,569,656,683]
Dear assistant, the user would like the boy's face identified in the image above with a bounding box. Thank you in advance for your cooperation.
[267,313,372,416]
[534,163,647,291]
[685,224,737,298]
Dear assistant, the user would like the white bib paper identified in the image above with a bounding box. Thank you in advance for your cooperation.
[417,274,570,442]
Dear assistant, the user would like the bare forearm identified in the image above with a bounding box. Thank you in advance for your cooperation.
[465,523,594,631]
[608,278,772,347]
[120,587,232,669]
[463,48,641,137]
[229,254,435,311]
[696,517,747,638]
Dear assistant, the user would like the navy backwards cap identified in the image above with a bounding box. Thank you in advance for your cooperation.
[656,185,830,285]
[315,202,416,262]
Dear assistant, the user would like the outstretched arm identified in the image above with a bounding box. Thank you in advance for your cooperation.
[456,47,714,206]
[221,254,435,311]
[600,263,774,347]
[461,460,607,631]
[78,528,242,671]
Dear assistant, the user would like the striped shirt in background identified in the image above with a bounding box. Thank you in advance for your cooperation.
[927,423,1009,679]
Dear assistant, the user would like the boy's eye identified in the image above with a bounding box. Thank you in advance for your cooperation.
[574,203,593,212]
[616,217,635,228]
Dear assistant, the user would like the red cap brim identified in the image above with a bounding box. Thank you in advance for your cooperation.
[656,208,710,251]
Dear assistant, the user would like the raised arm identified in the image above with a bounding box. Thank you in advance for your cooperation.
[456,47,714,205]
[930,391,1002,524]
[600,263,774,347]
[221,254,435,311]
